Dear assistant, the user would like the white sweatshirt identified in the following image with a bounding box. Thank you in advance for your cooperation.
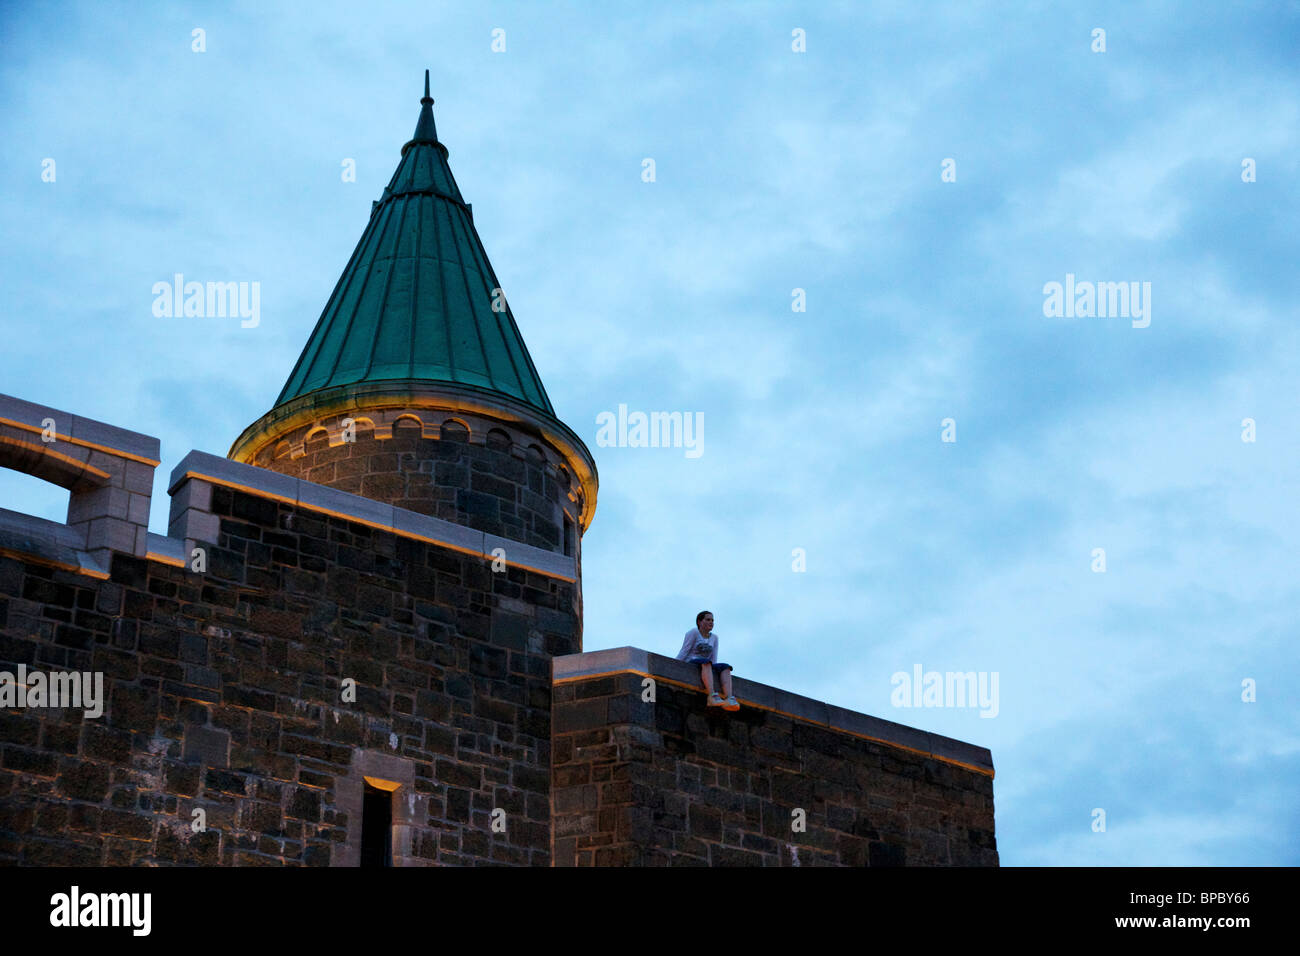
[676,627,718,664]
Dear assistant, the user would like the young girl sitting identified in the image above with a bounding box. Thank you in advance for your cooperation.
[675,610,739,711]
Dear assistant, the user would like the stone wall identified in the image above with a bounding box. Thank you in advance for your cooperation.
[247,410,583,557]
[0,479,577,865]
[550,649,998,867]
[0,396,999,868]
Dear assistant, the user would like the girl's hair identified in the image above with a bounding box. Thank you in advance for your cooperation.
[696,610,713,625]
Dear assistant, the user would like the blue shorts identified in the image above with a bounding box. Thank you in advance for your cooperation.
[687,658,731,683]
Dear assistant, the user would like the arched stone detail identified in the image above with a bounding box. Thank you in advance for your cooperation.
[240,411,578,552]
[0,432,110,493]
[229,382,599,555]
[439,419,470,442]
[342,417,377,442]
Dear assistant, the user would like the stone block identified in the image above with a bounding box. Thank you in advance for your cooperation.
[183,726,231,768]
[169,478,213,516]
[926,732,993,775]
[128,493,151,526]
[145,532,186,566]
[122,460,157,496]
[392,505,483,555]
[66,413,160,464]
[552,646,651,683]
[67,485,131,525]
[0,394,63,433]
[483,533,574,581]
[298,479,393,529]
[83,516,140,556]
[172,509,220,545]
[168,450,299,504]
[553,699,608,734]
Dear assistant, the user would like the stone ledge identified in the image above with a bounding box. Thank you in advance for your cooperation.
[0,507,110,579]
[0,393,161,465]
[169,449,577,581]
[552,646,994,776]
[146,532,187,567]
[0,443,577,581]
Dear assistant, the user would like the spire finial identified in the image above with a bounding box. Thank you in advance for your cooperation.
[404,68,443,154]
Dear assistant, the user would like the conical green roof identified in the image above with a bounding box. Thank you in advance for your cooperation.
[274,72,554,415]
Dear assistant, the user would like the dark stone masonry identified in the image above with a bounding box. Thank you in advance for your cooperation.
[0,394,997,868]
[551,650,997,867]
[0,482,575,866]
[250,417,578,557]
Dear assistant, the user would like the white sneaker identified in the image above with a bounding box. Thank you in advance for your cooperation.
[707,693,725,707]
[722,696,740,711]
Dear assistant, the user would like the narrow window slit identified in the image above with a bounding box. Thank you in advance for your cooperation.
[361,780,394,867]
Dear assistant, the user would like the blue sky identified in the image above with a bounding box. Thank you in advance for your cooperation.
[1,0,1296,865]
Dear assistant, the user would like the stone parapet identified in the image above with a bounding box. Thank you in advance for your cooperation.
[551,648,998,866]
[0,478,579,865]
[169,450,575,582]
[0,394,161,568]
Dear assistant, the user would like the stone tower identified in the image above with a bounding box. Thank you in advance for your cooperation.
[229,72,597,638]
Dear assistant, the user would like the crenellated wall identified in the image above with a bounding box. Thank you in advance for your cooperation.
[0,481,577,865]
[0,395,579,866]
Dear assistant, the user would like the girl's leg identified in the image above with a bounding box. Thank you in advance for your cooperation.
[720,668,734,698]
[700,663,715,695]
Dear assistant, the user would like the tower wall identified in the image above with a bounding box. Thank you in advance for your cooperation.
[229,387,598,647]
[247,408,581,556]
